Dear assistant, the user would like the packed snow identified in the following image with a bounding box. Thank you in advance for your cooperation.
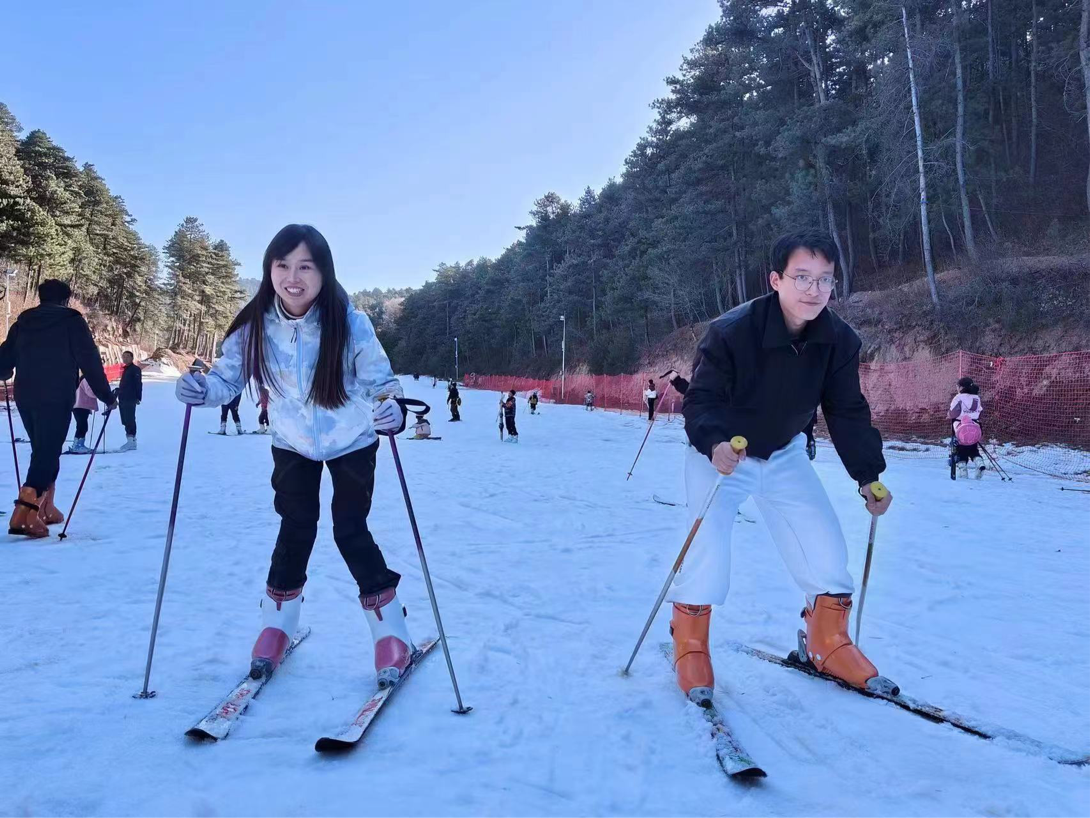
[2,379,1088,817]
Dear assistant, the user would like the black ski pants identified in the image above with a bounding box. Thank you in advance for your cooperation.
[504,414,517,436]
[119,400,137,437]
[647,397,656,421]
[17,402,71,493]
[267,441,400,595]
[72,408,91,439]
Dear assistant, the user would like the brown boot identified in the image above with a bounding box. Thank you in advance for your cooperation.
[9,486,49,538]
[802,594,878,689]
[39,484,64,525]
[670,603,714,705]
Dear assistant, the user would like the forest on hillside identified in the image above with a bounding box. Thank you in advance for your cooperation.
[388,0,1090,377]
[0,101,246,358]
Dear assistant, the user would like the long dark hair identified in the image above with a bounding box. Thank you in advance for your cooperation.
[225,224,351,409]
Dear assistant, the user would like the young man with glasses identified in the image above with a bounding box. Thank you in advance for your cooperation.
[668,229,893,706]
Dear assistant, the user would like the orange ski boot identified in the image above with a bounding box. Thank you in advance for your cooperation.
[39,483,65,525]
[9,486,49,538]
[670,603,714,705]
[799,594,899,696]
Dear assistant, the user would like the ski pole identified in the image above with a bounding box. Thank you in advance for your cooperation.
[977,442,1012,481]
[4,380,19,488]
[135,383,199,699]
[622,436,747,675]
[853,481,889,645]
[626,381,672,480]
[57,408,114,541]
[383,421,472,715]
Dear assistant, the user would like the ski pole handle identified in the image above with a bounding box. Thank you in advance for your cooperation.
[869,481,888,501]
[730,436,748,453]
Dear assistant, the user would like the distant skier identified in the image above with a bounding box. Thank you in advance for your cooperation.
[447,381,461,421]
[174,223,414,685]
[69,376,99,453]
[948,377,984,479]
[411,412,432,439]
[0,279,115,537]
[528,391,539,415]
[673,230,891,706]
[256,386,270,434]
[115,350,142,451]
[503,390,518,442]
[432,377,437,388]
[218,393,244,434]
[584,390,595,411]
[644,379,658,421]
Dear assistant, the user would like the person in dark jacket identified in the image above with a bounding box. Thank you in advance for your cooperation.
[115,351,142,451]
[668,230,893,707]
[0,279,115,537]
[447,382,461,421]
[503,390,518,442]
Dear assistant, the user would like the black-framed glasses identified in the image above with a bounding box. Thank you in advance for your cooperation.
[782,272,837,293]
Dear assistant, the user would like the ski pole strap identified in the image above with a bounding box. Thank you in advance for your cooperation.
[399,398,431,417]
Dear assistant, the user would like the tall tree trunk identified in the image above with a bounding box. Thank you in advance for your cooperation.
[1081,0,1090,213]
[800,23,848,297]
[977,192,1000,241]
[1029,0,1038,187]
[903,5,940,305]
[952,0,978,261]
[845,202,856,292]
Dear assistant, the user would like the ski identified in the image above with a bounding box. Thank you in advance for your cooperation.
[729,641,1088,766]
[185,627,311,742]
[660,644,766,779]
[315,638,439,753]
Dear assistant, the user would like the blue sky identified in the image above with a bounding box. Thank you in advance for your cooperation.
[6,1,718,291]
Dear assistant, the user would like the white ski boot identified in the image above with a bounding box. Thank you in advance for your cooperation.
[957,461,969,479]
[217,421,227,435]
[360,588,415,688]
[235,421,244,435]
[972,458,985,479]
[250,587,303,679]
[69,437,90,454]
[118,435,137,452]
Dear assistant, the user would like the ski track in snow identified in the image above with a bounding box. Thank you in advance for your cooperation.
[1,380,1088,816]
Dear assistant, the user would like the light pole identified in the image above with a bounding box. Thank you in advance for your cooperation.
[454,337,459,384]
[559,315,566,401]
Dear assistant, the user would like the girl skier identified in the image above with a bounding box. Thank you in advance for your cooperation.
[69,377,99,453]
[948,377,985,479]
[256,386,270,433]
[644,379,657,421]
[175,224,413,685]
[528,392,539,415]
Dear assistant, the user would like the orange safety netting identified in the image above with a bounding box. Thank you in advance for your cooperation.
[464,350,1090,482]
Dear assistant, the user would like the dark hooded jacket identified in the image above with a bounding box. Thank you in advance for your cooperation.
[0,304,113,407]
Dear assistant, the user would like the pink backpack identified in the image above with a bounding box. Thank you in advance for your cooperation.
[955,416,982,445]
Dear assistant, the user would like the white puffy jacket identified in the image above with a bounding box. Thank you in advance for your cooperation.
[203,298,403,461]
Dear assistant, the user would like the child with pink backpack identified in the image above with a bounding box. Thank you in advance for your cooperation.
[948,377,984,479]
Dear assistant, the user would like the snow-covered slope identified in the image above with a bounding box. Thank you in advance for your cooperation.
[1,380,1086,816]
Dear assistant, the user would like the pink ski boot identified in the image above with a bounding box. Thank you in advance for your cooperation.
[250,586,303,679]
[360,588,415,688]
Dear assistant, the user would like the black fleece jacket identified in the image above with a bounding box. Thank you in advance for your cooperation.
[0,304,113,408]
[682,293,885,486]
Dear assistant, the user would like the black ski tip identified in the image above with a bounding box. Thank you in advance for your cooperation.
[315,737,354,753]
[734,766,768,780]
[185,727,218,742]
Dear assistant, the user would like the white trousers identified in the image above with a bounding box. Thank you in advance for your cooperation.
[667,435,854,606]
